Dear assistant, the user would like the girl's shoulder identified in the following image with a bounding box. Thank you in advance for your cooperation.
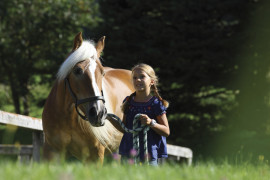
[152,96,161,104]
[151,96,167,116]
[151,96,165,107]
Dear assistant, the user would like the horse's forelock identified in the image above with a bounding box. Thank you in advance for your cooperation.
[57,40,98,80]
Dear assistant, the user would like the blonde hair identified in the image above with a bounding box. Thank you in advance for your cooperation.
[121,63,169,113]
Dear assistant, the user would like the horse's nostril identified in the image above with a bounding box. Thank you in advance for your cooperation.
[89,107,97,117]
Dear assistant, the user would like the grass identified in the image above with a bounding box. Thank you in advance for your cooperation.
[0,160,269,180]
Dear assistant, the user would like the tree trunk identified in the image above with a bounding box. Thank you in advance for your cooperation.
[9,75,21,114]
[22,94,29,116]
[1,59,21,114]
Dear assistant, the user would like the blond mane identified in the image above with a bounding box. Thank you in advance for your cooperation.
[57,40,98,80]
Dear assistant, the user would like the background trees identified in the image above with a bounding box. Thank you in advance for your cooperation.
[94,0,257,157]
[0,0,100,115]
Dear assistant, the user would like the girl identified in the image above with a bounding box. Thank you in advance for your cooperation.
[119,63,170,166]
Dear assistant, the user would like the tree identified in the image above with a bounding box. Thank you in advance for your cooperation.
[0,0,101,115]
[95,0,256,151]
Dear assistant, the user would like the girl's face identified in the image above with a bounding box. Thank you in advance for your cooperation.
[132,68,154,93]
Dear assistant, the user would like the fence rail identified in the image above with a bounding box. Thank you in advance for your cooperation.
[0,110,42,130]
[167,144,193,165]
[0,144,33,155]
[0,110,193,164]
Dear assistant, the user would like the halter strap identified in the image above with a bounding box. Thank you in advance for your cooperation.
[65,78,105,120]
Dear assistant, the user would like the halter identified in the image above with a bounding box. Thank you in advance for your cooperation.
[65,78,105,120]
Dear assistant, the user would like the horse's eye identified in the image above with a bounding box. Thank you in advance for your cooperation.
[73,67,83,75]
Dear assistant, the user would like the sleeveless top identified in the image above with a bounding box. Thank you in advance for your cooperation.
[119,96,168,161]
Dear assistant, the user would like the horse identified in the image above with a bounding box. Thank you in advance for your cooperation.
[42,32,134,163]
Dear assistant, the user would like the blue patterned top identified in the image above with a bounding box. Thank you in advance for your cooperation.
[119,96,168,161]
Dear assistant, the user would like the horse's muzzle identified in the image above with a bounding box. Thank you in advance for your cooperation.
[87,106,107,127]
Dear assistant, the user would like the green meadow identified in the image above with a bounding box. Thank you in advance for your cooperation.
[0,160,269,180]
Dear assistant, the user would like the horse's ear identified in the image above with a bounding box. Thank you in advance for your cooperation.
[96,36,105,57]
[72,32,83,51]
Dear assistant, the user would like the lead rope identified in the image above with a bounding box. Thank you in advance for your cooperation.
[107,113,150,164]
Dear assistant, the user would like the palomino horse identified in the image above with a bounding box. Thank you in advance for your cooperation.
[42,32,134,163]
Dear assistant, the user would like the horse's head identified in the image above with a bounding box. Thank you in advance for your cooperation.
[57,32,107,127]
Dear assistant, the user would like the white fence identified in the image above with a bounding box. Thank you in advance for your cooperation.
[0,110,43,162]
[0,110,192,164]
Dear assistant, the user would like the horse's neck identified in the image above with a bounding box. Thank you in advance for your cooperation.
[102,78,114,114]
[102,68,134,118]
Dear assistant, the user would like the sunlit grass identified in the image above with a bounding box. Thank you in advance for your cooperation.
[0,160,269,180]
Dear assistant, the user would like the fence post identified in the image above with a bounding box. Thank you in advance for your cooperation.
[32,131,44,162]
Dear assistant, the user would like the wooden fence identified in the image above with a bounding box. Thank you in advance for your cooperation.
[0,110,193,165]
[0,110,43,162]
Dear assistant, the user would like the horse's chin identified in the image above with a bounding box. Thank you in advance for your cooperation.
[88,117,106,127]
[91,123,104,127]
[92,122,105,127]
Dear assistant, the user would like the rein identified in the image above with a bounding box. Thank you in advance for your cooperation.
[65,78,105,120]
[107,113,150,164]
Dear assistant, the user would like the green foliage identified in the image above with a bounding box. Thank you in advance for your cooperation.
[167,88,238,149]
[0,84,13,109]
[0,81,48,118]
[0,0,101,115]
[95,0,257,151]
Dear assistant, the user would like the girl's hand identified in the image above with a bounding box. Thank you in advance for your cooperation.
[139,114,152,126]
[139,113,170,137]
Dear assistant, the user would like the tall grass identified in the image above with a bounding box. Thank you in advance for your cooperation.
[0,160,269,180]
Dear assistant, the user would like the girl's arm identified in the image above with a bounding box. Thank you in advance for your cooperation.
[139,114,170,137]
[107,114,126,133]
